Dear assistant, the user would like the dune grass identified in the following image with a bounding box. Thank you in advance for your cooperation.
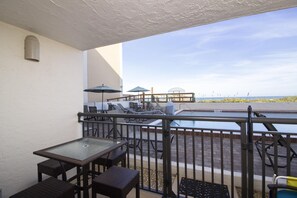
[199,96,297,103]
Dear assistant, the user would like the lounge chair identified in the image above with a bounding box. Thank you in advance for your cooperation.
[116,103,130,113]
[129,101,141,111]
[89,106,98,113]
[254,112,297,168]
[116,104,145,122]
[107,102,116,110]
[111,105,138,123]
[87,105,111,121]
[116,103,164,123]
[83,105,93,120]
[122,128,174,159]
[153,98,163,111]
[87,106,98,120]
[117,103,164,115]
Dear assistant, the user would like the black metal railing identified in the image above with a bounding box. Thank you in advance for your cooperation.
[169,124,245,198]
[250,113,297,198]
[77,107,297,198]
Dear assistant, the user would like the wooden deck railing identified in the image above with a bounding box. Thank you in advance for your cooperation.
[107,92,195,103]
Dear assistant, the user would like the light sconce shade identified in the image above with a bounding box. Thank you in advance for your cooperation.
[24,35,40,62]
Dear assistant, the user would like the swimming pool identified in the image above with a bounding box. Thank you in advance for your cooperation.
[172,110,297,133]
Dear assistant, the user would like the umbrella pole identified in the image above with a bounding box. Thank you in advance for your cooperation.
[101,92,104,112]
[142,92,145,109]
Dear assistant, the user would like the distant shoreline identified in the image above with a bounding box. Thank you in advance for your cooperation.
[195,95,297,104]
[197,95,286,101]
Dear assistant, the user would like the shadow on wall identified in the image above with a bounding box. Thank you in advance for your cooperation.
[87,48,122,102]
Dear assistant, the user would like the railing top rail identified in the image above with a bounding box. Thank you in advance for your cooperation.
[181,109,297,113]
[252,117,297,124]
[79,117,243,132]
[253,130,297,135]
[77,112,247,123]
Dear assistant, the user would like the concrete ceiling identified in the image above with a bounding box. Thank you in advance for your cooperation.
[0,0,296,50]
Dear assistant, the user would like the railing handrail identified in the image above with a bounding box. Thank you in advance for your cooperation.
[252,117,297,124]
[77,112,248,123]
[79,112,297,126]
[80,119,244,133]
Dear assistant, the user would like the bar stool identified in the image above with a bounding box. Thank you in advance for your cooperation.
[92,149,126,174]
[92,166,139,198]
[37,159,76,182]
[10,177,75,198]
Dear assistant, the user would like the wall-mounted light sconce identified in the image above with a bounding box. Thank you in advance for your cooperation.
[24,35,40,62]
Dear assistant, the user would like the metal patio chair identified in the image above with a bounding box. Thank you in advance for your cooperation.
[122,128,175,159]
[254,112,297,168]
[268,174,297,198]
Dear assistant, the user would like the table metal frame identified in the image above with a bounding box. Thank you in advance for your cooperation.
[33,137,126,198]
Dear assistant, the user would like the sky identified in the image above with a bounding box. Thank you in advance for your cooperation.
[122,7,297,98]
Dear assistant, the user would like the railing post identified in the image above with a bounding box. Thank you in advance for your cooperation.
[82,121,86,137]
[113,117,117,139]
[162,119,176,198]
[240,121,247,198]
[247,106,254,198]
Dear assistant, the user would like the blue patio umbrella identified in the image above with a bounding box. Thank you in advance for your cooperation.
[128,86,149,93]
[128,86,149,108]
[84,84,121,111]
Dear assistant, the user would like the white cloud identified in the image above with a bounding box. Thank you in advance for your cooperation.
[123,8,297,97]
[161,49,297,97]
[170,10,297,48]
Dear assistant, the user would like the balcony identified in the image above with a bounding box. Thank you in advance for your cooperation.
[77,106,297,198]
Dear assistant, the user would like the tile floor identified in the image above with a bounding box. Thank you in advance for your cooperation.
[94,188,162,198]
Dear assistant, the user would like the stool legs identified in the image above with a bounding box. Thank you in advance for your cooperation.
[92,188,96,198]
[38,171,57,182]
[92,150,126,176]
[38,171,42,182]
[76,167,81,198]
[136,182,140,198]
[121,158,126,167]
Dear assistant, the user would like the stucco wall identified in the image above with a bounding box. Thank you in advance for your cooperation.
[86,44,122,103]
[0,22,83,197]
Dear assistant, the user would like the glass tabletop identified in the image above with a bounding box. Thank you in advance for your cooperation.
[34,137,126,165]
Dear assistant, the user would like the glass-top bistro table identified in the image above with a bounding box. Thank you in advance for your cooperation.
[33,137,127,198]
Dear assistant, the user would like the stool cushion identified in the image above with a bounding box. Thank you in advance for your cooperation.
[10,177,75,198]
[38,159,75,177]
[93,166,139,197]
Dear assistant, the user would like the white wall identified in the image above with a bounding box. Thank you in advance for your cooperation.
[0,21,83,197]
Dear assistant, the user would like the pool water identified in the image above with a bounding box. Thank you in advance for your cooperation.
[172,111,297,133]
